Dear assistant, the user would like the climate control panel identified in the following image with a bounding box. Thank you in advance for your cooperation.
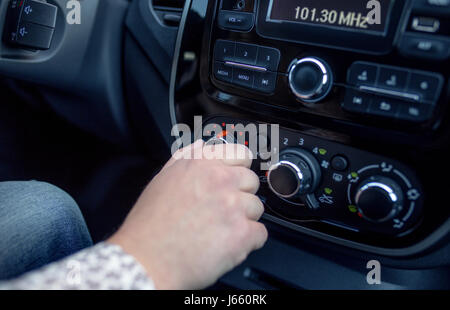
[203,117,425,245]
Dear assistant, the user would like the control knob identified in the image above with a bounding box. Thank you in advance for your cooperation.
[355,176,404,223]
[288,57,333,103]
[267,148,321,198]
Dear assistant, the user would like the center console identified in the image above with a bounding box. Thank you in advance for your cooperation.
[171,0,450,254]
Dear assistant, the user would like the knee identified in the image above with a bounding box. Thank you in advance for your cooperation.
[14,181,92,247]
[0,181,93,278]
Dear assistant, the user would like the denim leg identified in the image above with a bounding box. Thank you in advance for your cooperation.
[0,181,93,280]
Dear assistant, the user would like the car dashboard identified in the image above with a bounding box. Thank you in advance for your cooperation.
[170,0,450,288]
[0,0,449,289]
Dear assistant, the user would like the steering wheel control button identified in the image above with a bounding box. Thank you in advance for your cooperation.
[213,62,233,83]
[288,57,333,103]
[235,42,258,65]
[355,176,404,223]
[218,10,254,32]
[21,0,58,28]
[4,0,57,50]
[331,156,348,171]
[348,62,378,86]
[256,47,281,71]
[214,40,236,62]
[253,71,277,93]
[342,90,371,114]
[13,21,54,50]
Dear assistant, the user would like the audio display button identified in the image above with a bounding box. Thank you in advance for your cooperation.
[214,40,236,62]
[256,46,281,71]
[213,62,233,83]
[218,10,254,32]
[253,71,277,93]
[235,42,258,65]
[232,68,254,88]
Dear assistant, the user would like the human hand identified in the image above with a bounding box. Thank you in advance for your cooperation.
[109,140,268,289]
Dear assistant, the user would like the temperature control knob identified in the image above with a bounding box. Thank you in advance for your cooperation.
[355,176,404,223]
[288,57,333,103]
[268,148,321,198]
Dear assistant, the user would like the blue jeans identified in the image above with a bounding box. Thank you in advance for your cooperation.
[0,181,93,280]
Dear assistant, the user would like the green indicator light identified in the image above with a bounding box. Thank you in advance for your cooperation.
[351,172,358,178]
[348,205,357,213]
[319,148,327,156]
[324,188,333,195]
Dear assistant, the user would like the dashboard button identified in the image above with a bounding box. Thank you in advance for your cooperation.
[21,0,58,28]
[213,62,233,83]
[232,68,254,88]
[331,156,348,171]
[235,42,258,65]
[398,103,433,122]
[398,34,450,60]
[348,63,378,86]
[218,10,254,32]
[214,40,235,62]
[408,72,443,102]
[13,21,54,50]
[256,46,281,71]
[253,71,277,93]
[342,91,371,114]
[368,98,400,118]
[377,67,409,90]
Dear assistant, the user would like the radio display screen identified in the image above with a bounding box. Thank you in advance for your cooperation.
[267,0,393,34]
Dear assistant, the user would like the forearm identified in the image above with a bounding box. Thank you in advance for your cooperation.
[0,242,155,290]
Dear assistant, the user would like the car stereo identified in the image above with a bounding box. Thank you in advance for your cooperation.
[212,0,449,128]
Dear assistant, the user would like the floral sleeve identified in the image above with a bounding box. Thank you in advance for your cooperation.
[0,242,155,290]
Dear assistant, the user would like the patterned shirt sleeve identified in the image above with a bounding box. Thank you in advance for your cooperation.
[0,242,155,290]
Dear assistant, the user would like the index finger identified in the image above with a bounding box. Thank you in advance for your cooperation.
[203,143,254,168]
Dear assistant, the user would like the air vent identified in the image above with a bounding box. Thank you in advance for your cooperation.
[152,0,185,26]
